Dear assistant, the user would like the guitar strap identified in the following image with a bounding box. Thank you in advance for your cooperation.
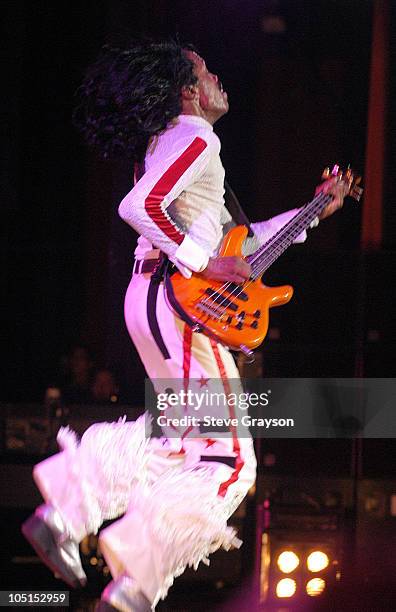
[223,179,254,237]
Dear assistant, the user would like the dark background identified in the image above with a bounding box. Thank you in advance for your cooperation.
[2,0,395,401]
[1,2,396,608]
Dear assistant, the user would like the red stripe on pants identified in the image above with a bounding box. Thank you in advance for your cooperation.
[180,324,194,441]
[166,323,193,455]
[209,339,244,497]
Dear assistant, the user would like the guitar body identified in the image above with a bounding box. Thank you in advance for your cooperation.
[166,165,362,354]
[168,226,293,352]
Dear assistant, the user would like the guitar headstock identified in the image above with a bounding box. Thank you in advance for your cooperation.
[322,164,363,202]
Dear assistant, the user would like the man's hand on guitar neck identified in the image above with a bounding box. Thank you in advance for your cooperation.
[200,256,252,283]
[316,176,349,220]
[198,175,348,283]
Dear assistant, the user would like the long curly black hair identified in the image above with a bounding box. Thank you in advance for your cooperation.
[74,40,198,162]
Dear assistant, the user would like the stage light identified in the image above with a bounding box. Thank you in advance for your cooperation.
[306,577,326,596]
[277,550,300,573]
[276,578,297,598]
[307,551,329,572]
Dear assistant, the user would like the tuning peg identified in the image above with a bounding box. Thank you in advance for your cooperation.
[322,164,363,201]
[322,164,342,180]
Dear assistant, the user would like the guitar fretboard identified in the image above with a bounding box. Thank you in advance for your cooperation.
[246,192,332,278]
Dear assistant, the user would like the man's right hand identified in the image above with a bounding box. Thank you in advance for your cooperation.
[199,256,252,283]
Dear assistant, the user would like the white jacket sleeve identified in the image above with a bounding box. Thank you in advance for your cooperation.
[118,135,212,274]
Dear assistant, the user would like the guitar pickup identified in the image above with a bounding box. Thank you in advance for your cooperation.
[205,288,238,311]
[226,283,248,301]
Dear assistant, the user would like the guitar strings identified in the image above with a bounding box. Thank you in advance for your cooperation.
[247,192,331,267]
[198,193,330,318]
[231,193,330,299]
[197,192,331,321]
[202,192,329,295]
[249,196,332,275]
[249,193,332,276]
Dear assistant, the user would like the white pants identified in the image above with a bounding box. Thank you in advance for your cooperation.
[33,272,256,607]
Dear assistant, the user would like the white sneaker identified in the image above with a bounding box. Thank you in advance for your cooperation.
[96,574,151,612]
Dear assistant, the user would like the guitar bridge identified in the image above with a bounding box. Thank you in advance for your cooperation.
[195,302,222,320]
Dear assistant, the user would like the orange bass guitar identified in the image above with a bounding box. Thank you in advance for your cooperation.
[165,166,362,357]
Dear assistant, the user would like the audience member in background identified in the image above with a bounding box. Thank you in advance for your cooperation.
[61,345,94,404]
[43,384,67,452]
[91,368,119,404]
[43,385,63,418]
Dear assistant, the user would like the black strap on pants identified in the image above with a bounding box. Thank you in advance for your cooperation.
[146,255,171,360]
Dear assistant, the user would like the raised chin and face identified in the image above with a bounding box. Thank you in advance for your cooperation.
[184,50,229,122]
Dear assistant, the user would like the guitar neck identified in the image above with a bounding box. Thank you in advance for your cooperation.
[246,191,332,277]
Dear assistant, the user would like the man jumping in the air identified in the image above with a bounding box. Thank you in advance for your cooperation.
[22,40,346,611]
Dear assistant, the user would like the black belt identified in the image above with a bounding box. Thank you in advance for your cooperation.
[200,455,237,468]
[133,258,161,275]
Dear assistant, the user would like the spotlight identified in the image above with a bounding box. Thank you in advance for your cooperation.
[306,577,326,596]
[276,578,297,598]
[307,551,329,572]
[277,550,300,573]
